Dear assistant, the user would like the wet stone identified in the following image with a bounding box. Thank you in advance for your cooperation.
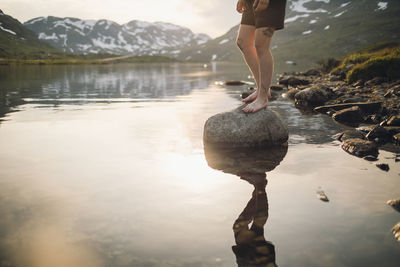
[317,191,329,202]
[366,125,392,143]
[363,155,378,161]
[224,80,247,86]
[303,69,321,76]
[339,129,366,142]
[283,88,300,100]
[376,163,390,172]
[387,198,400,212]
[341,138,379,158]
[278,76,310,86]
[332,106,364,124]
[270,85,284,91]
[387,115,400,126]
[392,222,400,242]
[393,133,400,146]
[294,87,328,106]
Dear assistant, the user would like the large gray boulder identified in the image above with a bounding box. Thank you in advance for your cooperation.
[203,105,288,148]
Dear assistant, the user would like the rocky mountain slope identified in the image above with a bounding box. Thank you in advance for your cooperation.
[175,0,400,69]
[23,16,211,55]
[0,10,56,58]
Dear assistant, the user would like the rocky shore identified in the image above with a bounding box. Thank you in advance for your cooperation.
[272,68,400,161]
[275,66,400,243]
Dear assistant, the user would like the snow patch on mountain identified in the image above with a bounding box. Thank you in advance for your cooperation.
[376,2,388,11]
[285,14,310,23]
[219,38,230,45]
[302,30,312,35]
[24,17,45,25]
[0,23,16,35]
[340,2,351,8]
[39,32,56,40]
[289,0,330,13]
[334,10,347,17]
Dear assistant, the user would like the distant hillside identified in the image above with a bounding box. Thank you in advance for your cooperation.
[0,11,57,58]
[24,16,211,55]
[175,0,400,70]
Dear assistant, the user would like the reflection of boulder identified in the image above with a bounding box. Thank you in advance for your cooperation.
[203,106,288,148]
[203,144,288,176]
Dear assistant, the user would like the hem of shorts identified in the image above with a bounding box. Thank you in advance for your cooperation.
[255,25,284,30]
[239,23,285,31]
[240,22,256,26]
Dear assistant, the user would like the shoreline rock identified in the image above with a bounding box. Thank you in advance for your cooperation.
[341,138,379,158]
[203,105,288,148]
[276,67,400,161]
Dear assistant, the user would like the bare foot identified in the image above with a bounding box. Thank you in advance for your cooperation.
[242,90,258,103]
[242,89,271,103]
[242,97,269,113]
[242,87,270,113]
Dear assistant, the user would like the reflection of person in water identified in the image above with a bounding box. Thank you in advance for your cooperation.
[232,173,276,267]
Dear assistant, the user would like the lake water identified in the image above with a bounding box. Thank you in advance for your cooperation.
[0,63,399,267]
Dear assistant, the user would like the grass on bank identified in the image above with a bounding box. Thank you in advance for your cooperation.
[328,41,400,83]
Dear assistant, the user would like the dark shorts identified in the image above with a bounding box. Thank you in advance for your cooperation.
[240,0,287,30]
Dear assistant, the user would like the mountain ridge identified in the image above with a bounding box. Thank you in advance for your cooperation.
[175,0,400,70]
[0,11,57,57]
[23,16,211,55]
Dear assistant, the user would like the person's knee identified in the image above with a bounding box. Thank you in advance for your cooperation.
[254,41,270,56]
[254,27,274,55]
[236,38,251,52]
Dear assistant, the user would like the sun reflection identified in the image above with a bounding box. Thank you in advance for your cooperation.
[162,152,228,193]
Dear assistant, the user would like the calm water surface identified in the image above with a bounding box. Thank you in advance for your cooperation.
[0,63,399,267]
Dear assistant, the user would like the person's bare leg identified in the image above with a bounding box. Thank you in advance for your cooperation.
[236,24,260,103]
[242,27,274,113]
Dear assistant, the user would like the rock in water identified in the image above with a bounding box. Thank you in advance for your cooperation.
[203,105,288,148]
[317,191,329,202]
[392,222,400,242]
[387,115,400,126]
[333,129,366,142]
[387,198,400,212]
[224,80,247,86]
[294,87,328,106]
[366,125,392,143]
[341,138,379,158]
[332,106,364,124]
[376,163,390,172]
[394,133,400,146]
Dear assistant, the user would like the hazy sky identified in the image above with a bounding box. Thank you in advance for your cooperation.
[2,0,242,37]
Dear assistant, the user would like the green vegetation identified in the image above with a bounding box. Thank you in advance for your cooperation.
[329,42,400,83]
